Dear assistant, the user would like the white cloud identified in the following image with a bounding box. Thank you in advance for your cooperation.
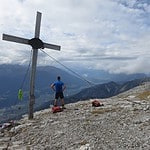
[0,0,150,74]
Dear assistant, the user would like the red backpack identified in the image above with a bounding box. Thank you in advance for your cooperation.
[52,106,63,113]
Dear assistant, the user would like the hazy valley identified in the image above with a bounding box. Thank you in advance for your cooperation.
[0,64,149,124]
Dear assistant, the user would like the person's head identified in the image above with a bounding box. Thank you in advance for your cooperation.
[57,76,61,81]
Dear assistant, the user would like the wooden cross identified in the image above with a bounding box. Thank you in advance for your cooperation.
[2,11,61,119]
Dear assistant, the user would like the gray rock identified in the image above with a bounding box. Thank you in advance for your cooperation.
[0,82,150,150]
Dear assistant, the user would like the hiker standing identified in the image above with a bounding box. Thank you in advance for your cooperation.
[51,76,66,109]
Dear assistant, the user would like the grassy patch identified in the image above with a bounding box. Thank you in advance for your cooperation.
[136,91,150,100]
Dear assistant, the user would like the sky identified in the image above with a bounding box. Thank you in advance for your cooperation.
[0,0,150,74]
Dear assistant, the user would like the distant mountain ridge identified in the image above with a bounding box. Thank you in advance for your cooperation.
[74,68,147,83]
[0,64,148,109]
[38,77,150,111]
[0,64,150,123]
[65,77,150,103]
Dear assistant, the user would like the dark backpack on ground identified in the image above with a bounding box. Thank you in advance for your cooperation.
[92,100,104,107]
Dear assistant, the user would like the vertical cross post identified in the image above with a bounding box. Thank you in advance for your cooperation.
[2,11,61,120]
[29,12,41,119]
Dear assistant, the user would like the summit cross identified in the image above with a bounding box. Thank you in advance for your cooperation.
[2,11,61,119]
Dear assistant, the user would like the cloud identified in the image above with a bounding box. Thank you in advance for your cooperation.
[0,0,150,74]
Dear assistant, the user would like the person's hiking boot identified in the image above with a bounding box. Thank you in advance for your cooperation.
[62,105,66,109]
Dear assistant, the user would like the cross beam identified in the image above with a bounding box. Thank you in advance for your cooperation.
[2,11,61,119]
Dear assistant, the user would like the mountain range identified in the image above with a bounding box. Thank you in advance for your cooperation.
[0,64,149,123]
[65,77,150,103]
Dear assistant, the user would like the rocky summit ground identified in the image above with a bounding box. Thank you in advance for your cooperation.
[0,82,150,150]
